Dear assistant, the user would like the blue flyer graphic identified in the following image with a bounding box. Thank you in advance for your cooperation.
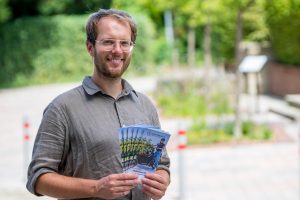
[119,125,170,178]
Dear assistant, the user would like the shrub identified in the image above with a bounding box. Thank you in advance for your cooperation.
[0,13,158,87]
[188,120,273,145]
[265,0,300,66]
[0,15,90,87]
[188,120,232,145]
[155,78,233,118]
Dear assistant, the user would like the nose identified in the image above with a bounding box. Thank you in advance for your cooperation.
[111,41,123,53]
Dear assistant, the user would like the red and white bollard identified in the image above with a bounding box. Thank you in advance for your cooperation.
[23,115,31,181]
[178,130,187,150]
[23,117,30,142]
[177,129,187,200]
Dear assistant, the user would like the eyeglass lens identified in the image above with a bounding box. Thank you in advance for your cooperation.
[96,39,134,52]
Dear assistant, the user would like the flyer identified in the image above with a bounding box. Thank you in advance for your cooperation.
[119,125,170,178]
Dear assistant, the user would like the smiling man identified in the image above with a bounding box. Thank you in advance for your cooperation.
[26,9,170,200]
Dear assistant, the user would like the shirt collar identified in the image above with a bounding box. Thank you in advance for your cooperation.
[82,76,137,97]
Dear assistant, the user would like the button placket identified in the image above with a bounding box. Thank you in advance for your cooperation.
[114,101,125,127]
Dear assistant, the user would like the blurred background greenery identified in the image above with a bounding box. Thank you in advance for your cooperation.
[1,0,299,144]
[1,0,299,88]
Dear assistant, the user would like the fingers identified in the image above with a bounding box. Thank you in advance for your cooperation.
[113,173,139,180]
[144,172,168,186]
[104,185,134,195]
[105,173,140,187]
[96,173,140,199]
[101,189,130,199]
[141,173,168,199]
[142,176,166,193]
[142,184,164,200]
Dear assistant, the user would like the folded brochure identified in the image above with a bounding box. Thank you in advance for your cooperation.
[119,124,170,178]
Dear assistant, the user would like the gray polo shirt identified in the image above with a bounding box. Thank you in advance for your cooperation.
[27,76,170,200]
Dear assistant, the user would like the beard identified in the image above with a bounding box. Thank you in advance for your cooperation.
[93,52,131,79]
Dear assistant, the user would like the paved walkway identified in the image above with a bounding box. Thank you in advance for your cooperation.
[2,142,298,200]
[163,142,298,200]
[0,79,299,200]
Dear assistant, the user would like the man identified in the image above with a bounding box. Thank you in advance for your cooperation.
[27,9,170,200]
[153,138,166,169]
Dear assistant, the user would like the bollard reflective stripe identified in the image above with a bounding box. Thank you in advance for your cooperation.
[177,130,187,149]
[23,117,30,141]
[22,115,31,181]
[24,134,30,141]
[23,122,30,129]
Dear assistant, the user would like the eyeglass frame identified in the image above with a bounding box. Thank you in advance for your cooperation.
[95,39,135,52]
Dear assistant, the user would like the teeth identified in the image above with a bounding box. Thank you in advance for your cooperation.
[111,59,122,64]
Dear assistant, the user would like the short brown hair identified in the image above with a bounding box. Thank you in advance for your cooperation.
[86,9,137,45]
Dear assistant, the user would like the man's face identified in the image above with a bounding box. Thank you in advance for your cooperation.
[88,16,133,78]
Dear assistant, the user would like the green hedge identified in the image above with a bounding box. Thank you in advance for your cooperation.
[0,14,158,88]
[265,0,300,66]
[0,15,90,87]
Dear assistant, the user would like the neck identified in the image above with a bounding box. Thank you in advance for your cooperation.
[92,73,123,99]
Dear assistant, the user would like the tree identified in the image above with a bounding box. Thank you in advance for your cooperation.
[0,0,10,22]
[265,0,300,65]
[38,0,112,15]
[179,0,224,69]
[6,0,112,19]
[7,0,41,19]
[222,0,256,139]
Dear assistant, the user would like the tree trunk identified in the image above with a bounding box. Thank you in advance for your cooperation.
[233,0,256,140]
[203,21,212,91]
[204,22,212,72]
[164,10,178,67]
[188,26,196,68]
[233,9,243,140]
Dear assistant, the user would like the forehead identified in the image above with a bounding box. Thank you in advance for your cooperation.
[96,16,131,39]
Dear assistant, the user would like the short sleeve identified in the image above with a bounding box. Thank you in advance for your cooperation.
[26,102,69,195]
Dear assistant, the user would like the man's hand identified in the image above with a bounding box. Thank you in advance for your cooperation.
[95,173,139,199]
[141,170,170,200]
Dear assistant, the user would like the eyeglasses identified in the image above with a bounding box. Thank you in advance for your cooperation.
[95,39,135,52]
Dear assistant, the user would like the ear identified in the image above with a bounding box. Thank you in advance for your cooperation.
[86,41,94,57]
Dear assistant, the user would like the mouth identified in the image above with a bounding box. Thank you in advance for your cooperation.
[107,57,124,66]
